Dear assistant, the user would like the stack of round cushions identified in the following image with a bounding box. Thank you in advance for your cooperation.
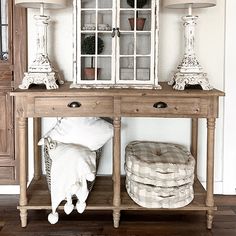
[125,141,195,208]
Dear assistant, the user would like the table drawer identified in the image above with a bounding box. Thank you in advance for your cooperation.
[34,96,114,116]
[121,97,208,117]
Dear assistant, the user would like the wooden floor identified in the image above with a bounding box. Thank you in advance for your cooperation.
[0,195,236,236]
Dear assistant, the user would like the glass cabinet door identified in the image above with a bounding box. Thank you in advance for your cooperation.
[74,0,115,87]
[0,0,9,61]
[72,0,160,89]
[117,0,158,88]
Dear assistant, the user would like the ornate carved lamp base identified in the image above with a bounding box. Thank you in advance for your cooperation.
[168,72,213,90]
[19,54,64,90]
[168,13,214,91]
[18,11,64,90]
[19,71,63,90]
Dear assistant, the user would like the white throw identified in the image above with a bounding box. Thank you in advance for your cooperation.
[39,138,96,224]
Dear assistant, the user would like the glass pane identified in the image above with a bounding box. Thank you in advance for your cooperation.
[81,0,96,9]
[81,34,96,56]
[120,57,134,81]
[81,11,96,31]
[1,0,7,24]
[97,57,111,81]
[120,10,151,31]
[120,34,134,55]
[135,10,151,31]
[98,33,111,55]
[81,57,97,80]
[0,0,8,61]
[136,57,150,81]
[98,0,112,9]
[81,10,112,32]
[120,10,134,31]
[97,10,112,31]
[120,0,151,9]
[136,33,151,55]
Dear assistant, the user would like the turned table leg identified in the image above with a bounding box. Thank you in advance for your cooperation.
[33,118,42,180]
[206,118,216,229]
[191,118,198,178]
[18,117,28,227]
[113,117,121,228]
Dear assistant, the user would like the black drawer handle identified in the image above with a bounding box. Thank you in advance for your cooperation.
[153,102,168,109]
[67,101,81,108]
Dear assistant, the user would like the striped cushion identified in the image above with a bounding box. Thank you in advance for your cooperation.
[126,177,194,208]
[125,167,194,187]
[125,141,195,183]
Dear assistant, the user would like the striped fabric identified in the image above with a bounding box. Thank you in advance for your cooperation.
[125,141,195,208]
[126,178,194,208]
[125,167,194,187]
[125,141,195,182]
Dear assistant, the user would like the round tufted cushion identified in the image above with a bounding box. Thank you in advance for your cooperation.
[126,177,194,208]
[125,167,194,187]
[125,141,195,185]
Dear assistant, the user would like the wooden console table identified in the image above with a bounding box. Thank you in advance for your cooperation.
[11,82,224,229]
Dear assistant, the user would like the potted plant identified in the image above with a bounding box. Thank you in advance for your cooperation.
[127,0,148,31]
[81,35,104,80]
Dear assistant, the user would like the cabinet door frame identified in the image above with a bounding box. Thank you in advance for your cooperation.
[115,0,158,88]
[72,0,116,87]
[0,0,14,184]
[72,0,160,89]
[0,0,13,78]
[0,0,27,184]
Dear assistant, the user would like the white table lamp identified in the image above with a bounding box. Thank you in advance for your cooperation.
[15,0,67,90]
[163,0,216,90]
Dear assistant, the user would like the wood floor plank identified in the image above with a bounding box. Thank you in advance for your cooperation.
[0,194,236,235]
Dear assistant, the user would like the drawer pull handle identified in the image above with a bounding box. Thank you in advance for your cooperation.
[67,101,81,108]
[153,102,168,109]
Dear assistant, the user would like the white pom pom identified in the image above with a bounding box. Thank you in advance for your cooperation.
[76,201,86,214]
[64,202,74,215]
[86,173,95,182]
[48,212,59,224]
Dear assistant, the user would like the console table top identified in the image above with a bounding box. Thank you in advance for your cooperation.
[11,82,225,98]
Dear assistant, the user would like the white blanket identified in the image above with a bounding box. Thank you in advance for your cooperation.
[39,138,96,224]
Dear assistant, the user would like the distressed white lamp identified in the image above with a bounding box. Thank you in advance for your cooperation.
[15,0,66,90]
[163,0,216,90]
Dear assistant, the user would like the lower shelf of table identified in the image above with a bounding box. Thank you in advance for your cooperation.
[18,175,216,211]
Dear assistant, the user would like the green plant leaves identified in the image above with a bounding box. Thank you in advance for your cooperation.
[81,36,104,55]
[127,0,148,8]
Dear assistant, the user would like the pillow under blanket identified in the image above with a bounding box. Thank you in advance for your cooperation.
[42,117,113,151]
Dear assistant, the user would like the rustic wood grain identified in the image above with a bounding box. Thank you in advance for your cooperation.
[0,0,14,184]
[0,194,236,236]
[11,82,225,97]
[0,0,27,184]
[11,82,225,228]
[0,86,15,184]
[12,1,27,186]
[13,6,27,88]
[16,176,216,212]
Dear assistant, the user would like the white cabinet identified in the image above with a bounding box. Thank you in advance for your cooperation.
[72,0,160,89]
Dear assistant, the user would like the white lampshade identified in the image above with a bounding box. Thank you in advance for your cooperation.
[15,0,67,9]
[163,0,216,9]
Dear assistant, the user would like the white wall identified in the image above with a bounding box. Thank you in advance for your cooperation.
[222,0,236,194]
[159,0,225,194]
[2,0,234,194]
[39,0,226,192]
